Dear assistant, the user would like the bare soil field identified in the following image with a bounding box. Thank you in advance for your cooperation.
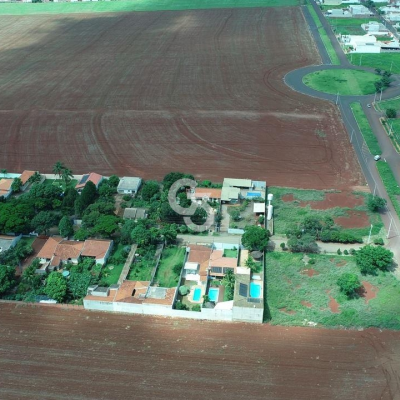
[282,192,365,209]
[334,210,369,229]
[0,8,363,189]
[0,303,400,400]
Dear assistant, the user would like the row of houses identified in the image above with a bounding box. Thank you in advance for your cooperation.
[0,170,38,199]
[326,5,374,17]
[83,243,264,323]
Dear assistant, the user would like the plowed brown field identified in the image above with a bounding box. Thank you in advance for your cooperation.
[0,8,363,189]
[0,303,400,400]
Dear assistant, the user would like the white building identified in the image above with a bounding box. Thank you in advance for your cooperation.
[350,5,373,15]
[343,34,381,52]
[362,21,390,35]
[117,177,142,195]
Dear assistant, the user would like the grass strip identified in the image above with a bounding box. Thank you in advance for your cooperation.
[307,4,340,65]
[351,102,400,219]
[351,102,382,155]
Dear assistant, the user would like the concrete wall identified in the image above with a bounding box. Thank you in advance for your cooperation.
[232,306,263,323]
[84,300,238,322]
[213,242,240,250]
[227,228,245,235]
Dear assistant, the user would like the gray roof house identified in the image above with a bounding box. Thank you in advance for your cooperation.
[117,177,142,195]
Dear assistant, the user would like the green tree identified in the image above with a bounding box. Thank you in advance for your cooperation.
[245,256,260,273]
[162,172,194,191]
[31,211,59,235]
[59,216,74,238]
[241,226,269,251]
[0,201,35,233]
[52,161,65,180]
[91,215,120,237]
[98,180,115,198]
[161,224,178,245]
[337,273,362,297]
[179,285,189,296]
[62,187,78,211]
[11,178,23,193]
[141,181,160,201]
[44,272,67,302]
[61,167,73,185]
[131,224,152,246]
[0,265,16,295]
[287,233,318,253]
[386,108,397,119]
[222,269,235,301]
[375,68,381,75]
[22,260,43,292]
[374,81,383,92]
[356,245,393,274]
[80,181,97,208]
[108,175,120,188]
[230,208,241,221]
[1,169,7,178]
[27,171,41,185]
[367,195,387,212]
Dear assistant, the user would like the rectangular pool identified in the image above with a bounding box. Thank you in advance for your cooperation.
[193,287,202,302]
[250,282,262,298]
[247,191,261,197]
[208,288,219,302]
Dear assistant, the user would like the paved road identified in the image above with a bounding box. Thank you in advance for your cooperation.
[284,1,400,275]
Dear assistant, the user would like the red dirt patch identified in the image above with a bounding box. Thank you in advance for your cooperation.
[0,9,363,190]
[334,210,369,229]
[328,296,340,313]
[18,236,48,275]
[335,260,347,267]
[282,192,365,209]
[301,268,319,277]
[301,300,312,308]
[279,307,296,315]
[361,281,379,304]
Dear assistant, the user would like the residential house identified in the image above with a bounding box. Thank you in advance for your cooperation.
[0,234,22,253]
[221,178,266,203]
[362,21,389,35]
[123,207,147,221]
[75,172,103,192]
[19,170,37,191]
[187,187,222,203]
[323,0,342,5]
[36,237,113,272]
[350,5,373,15]
[208,249,238,278]
[0,179,13,199]
[117,177,142,196]
[183,245,213,283]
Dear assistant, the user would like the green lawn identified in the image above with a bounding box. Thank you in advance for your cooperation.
[351,102,382,155]
[0,0,300,15]
[307,4,340,65]
[303,69,379,95]
[154,246,185,288]
[127,247,156,281]
[347,53,400,75]
[265,252,400,329]
[223,249,238,258]
[329,17,379,35]
[269,187,383,237]
[377,96,400,113]
[101,243,127,285]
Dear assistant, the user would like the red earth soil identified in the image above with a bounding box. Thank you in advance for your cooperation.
[328,295,340,314]
[18,237,48,275]
[301,268,319,277]
[362,281,380,304]
[1,303,400,400]
[330,258,347,267]
[301,300,312,308]
[334,210,370,229]
[0,9,364,189]
[279,307,296,315]
[282,192,365,209]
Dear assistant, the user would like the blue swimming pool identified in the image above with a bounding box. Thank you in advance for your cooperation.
[208,288,219,302]
[193,287,202,302]
[250,282,262,298]
[247,191,261,197]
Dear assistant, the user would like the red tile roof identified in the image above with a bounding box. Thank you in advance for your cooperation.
[19,170,36,185]
[193,188,222,199]
[75,172,103,190]
[82,240,112,260]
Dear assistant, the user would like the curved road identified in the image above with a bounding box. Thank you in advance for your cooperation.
[284,1,400,275]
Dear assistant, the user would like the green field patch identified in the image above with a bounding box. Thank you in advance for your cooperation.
[154,246,185,288]
[265,252,400,329]
[307,4,340,64]
[127,247,156,281]
[377,96,400,113]
[101,243,127,286]
[269,187,383,237]
[329,17,379,35]
[303,69,380,95]
[347,53,400,75]
[0,0,300,15]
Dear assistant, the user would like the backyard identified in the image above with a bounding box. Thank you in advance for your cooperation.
[127,247,156,281]
[228,200,261,229]
[100,243,128,286]
[266,252,400,329]
[153,246,185,288]
[269,187,384,238]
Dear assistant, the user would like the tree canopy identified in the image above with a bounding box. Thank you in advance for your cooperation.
[59,216,74,238]
[337,273,362,297]
[241,226,269,251]
[355,245,393,274]
[0,265,16,295]
[44,272,67,302]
